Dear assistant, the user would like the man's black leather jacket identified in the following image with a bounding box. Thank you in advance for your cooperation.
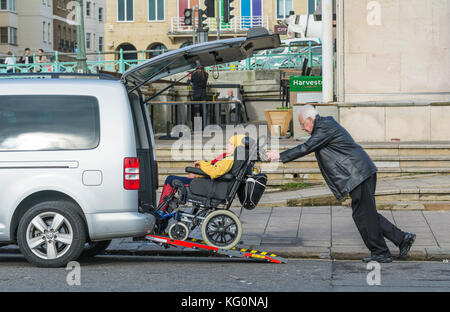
[280,115,377,200]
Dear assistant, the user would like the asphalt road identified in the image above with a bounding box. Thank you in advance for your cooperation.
[1,253,450,292]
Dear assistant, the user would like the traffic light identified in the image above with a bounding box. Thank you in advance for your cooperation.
[223,0,234,23]
[198,9,209,32]
[184,8,193,26]
[204,0,215,17]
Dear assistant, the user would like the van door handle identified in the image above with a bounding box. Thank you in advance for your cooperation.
[0,161,79,169]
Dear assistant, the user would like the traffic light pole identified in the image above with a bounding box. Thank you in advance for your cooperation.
[216,0,220,40]
[76,0,88,73]
[192,5,197,44]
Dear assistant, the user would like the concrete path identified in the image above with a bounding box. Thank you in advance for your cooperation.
[102,205,450,261]
[1,205,449,261]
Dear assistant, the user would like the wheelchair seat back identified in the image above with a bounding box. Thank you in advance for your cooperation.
[188,143,252,205]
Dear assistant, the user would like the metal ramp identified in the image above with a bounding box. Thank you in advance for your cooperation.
[146,233,288,264]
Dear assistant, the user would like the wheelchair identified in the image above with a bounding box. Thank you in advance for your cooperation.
[145,136,267,250]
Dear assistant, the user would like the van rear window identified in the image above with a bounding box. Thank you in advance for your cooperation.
[0,95,100,151]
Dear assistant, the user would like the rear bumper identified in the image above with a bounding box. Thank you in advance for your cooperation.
[85,211,155,241]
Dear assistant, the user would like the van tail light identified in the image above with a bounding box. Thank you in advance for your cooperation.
[124,157,140,190]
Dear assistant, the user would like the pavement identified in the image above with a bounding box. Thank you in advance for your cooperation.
[1,174,449,262]
[100,205,450,261]
[1,205,449,261]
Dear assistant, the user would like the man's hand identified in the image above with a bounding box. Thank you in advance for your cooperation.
[266,151,280,162]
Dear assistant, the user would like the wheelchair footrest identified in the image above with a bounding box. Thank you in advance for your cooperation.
[145,233,287,264]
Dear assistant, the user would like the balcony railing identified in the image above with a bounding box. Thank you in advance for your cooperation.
[0,48,321,74]
[169,16,269,34]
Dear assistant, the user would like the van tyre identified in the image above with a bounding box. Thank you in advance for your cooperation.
[201,210,242,250]
[17,201,87,268]
[80,240,112,258]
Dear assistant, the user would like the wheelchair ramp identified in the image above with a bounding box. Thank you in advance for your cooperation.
[145,234,287,264]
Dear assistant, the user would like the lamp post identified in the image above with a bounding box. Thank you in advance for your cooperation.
[76,0,88,73]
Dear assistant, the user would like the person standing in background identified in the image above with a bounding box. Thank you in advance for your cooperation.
[35,49,48,72]
[4,51,15,73]
[187,67,209,125]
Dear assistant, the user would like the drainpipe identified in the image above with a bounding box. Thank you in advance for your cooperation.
[322,0,333,103]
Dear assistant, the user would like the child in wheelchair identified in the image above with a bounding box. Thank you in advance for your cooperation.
[145,135,267,250]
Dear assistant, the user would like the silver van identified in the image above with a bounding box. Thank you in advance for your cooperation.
[0,28,280,267]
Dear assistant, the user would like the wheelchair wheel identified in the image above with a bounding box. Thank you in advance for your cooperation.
[201,210,242,250]
[168,222,189,241]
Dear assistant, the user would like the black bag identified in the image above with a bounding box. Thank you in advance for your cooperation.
[237,173,267,210]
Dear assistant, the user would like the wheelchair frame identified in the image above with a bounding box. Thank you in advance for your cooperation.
[148,136,266,249]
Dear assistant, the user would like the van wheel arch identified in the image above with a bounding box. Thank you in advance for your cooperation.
[11,191,88,242]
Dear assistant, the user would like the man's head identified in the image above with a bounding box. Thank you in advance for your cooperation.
[24,48,31,55]
[227,89,233,97]
[38,49,44,54]
[298,104,319,134]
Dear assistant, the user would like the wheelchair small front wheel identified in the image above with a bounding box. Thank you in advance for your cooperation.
[168,222,190,241]
[201,210,242,250]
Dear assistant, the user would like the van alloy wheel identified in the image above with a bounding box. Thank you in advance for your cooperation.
[18,200,86,267]
[25,212,74,260]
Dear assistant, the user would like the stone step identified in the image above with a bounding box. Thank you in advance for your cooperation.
[158,168,450,186]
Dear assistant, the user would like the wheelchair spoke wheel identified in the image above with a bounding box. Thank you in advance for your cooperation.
[201,210,242,250]
[168,222,189,241]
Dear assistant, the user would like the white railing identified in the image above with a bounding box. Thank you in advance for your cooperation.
[169,16,269,33]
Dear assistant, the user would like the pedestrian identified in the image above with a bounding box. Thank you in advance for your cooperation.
[227,89,245,124]
[187,66,209,123]
[266,104,416,263]
[4,51,15,73]
[19,48,34,65]
[35,49,48,72]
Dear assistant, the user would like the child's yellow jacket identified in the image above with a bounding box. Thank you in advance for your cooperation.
[197,154,234,179]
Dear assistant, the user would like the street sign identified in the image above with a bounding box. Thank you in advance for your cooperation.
[290,76,322,92]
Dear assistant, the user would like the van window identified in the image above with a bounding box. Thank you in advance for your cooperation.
[0,95,100,151]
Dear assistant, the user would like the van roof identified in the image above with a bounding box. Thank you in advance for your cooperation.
[0,78,124,95]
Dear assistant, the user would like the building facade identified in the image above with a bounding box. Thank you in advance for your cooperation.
[16,0,53,55]
[334,0,450,142]
[0,0,18,55]
[84,0,106,59]
[104,0,307,60]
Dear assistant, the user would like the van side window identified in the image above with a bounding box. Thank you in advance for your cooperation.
[0,95,100,151]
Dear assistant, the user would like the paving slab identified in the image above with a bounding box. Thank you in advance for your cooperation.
[2,205,450,262]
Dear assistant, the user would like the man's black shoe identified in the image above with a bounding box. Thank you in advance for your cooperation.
[362,254,392,263]
[398,232,416,259]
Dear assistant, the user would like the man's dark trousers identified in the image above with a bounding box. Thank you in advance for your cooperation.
[349,173,405,256]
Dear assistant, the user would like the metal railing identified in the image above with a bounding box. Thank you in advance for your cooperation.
[0,47,322,75]
[169,16,269,33]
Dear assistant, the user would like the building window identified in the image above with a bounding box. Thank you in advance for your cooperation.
[148,0,164,21]
[118,0,134,21]
[99,36,103,52]
[276,0,293,19]
[10,27,17,45]
[148,43,167,58]
[0,27,7,44]
[86,33,91,49]
[0,27,17,45]
[98,7,103,22]
[43,22,46,42]
[0,0,15,11]
[48,23,51,43]
[86,1,91,16]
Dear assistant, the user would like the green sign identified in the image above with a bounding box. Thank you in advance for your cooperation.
[290,76,322,92]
